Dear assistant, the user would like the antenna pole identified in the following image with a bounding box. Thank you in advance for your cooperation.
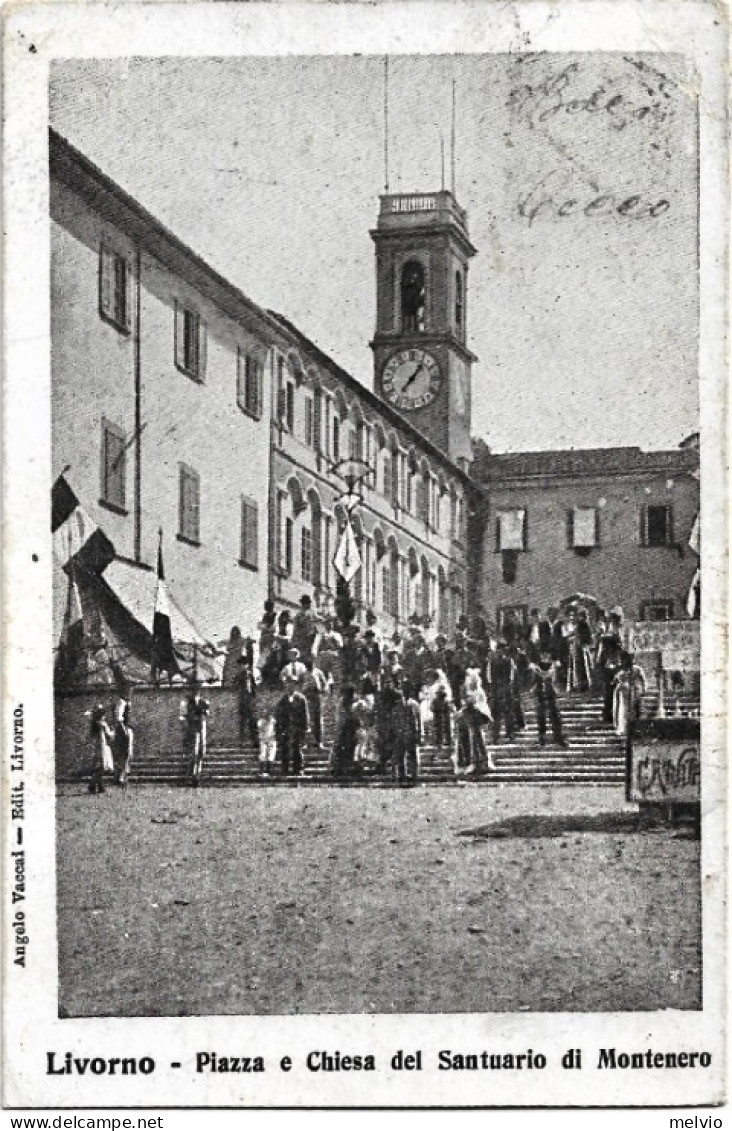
[384,57,390,193]
[451,78,456,195]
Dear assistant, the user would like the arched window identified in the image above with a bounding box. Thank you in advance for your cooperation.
[455,271,464,334]
[401,260,425,333]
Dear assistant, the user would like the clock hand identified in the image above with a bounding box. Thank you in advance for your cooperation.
[403,362,425,391]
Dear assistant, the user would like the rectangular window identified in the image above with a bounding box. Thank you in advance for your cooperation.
[178,464,200,545]
[175,301,206,381]
[382,564,391,613]
[382,453,392,500]
[640,599,675,621]
[323,515,331,590]
[284,517,294,575]
[391,454,400,509]
[286,383,295,432]
[240,497,258,569]
[496,509,527,551]
[362,426,372,480]
[101,419,127,511]
[301,527,313,583]
[643,505,674,547]
[497,605,528,635]
[418,475,430,526]
[455,495,465,544]
[313,388,322,452]
[304,398,314,447]
[237,352,263,419]
[332,417,340,462]
[99,244,132,333]
[569,506,599,548]
[275,490,285,571]
[391,560,401,618]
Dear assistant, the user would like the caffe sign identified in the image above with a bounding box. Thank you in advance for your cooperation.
[630,741,700,803]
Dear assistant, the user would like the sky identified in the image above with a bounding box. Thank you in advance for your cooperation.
[49,53,699,452]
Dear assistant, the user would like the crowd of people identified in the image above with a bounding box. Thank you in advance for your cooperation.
[86,597,647,790]
[209,597,642,785]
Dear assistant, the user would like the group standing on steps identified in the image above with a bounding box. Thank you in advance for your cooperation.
[86,595,642,790]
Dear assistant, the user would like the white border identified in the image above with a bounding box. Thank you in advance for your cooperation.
[2,0,727,1109]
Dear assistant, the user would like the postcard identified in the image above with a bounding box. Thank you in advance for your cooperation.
[2,0,727,1111]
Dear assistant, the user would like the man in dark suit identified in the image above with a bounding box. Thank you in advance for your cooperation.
[275,683,309,777]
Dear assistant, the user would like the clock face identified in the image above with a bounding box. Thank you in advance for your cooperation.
[381,349,442,411]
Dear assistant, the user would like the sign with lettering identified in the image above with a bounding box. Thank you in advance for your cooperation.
[630,740,700,803]
[627,620,700,672]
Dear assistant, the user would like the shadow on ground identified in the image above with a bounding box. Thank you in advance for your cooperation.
[459,812,699,840]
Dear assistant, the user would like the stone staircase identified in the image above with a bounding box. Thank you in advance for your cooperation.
[129,693,626,787]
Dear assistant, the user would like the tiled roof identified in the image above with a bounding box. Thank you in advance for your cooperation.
[480,446,699,483]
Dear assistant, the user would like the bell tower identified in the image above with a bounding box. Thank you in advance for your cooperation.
[370,190,477,467]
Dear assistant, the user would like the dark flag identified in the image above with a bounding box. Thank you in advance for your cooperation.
[52,474,115,575]
[55,562,85,688]
[152,532,178,678]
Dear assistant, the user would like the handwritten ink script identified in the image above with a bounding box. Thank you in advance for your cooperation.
[508,59,674,132]
[507,57,680,226]
[517,170,669,226]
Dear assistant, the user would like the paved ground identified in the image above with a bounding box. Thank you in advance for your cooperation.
[56,783,701,1017]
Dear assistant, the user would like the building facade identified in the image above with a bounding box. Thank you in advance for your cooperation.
[51,130,281,645]
[51,133,473,651]
[472,442,700,633]
[51,128,698,662]
[268,310,471,637]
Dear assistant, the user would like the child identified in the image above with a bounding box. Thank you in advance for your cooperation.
[181,684,210,786]
[257,712,277,778]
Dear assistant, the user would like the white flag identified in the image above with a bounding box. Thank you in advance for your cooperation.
[686,568,700,617]
[333,519,361,584]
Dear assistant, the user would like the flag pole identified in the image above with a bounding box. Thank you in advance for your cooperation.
[384,56,390,193]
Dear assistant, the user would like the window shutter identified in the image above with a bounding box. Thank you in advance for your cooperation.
[178,467,186,536]
[277,387,287,422]
[241,498,258,567]
[567,508,574,549]
[191,472,200,541]
[275,492,283,569]
[198,318,207,381]
[667,506,674,547]
[285,517,293,574]
[640,506,648,546]
[391,454,399,508]
[99,245,114,319]
[236,349,244,409]
[495,517,501,552]
[257,361,264,418]
[124,257,133,331]
[174,301,185,370]
[312,513,322,588]
[522,509,528,550]
[390,557,400,617]
[313,389,322,451]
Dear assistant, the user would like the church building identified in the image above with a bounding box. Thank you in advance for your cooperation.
[50,130,476,658]
[269,190,476,638]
